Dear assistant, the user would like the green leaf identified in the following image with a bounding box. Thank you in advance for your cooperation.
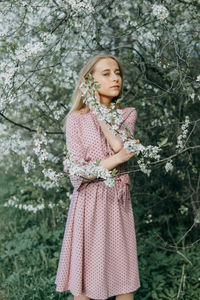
[157,137,168,147]
[111,168,118,176]
[94,159,100,166]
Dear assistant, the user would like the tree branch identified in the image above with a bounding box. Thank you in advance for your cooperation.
[0,113,63,134]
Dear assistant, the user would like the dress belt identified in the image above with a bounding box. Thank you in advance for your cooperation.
[114,173,131,209]
[77,172,131,209]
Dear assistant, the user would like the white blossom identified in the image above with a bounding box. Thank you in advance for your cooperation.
[145,213,153,223]
[69,164,85,177]
[32,178,60,190]
[64,0,94,14]
[15,41,45,62]
[81,80,125,137]
[118,129,128,142]
[143,145,161,160]
[64,151,115,187]
[179,205,189,215]
[194,211,200,224]
[22,156,36,174]
[124,140,146,155]
[104,177,115,187]
[0,68,17,85]
[196,75,200,82]
[165,159,174,172]
[137,158,151,176]
[33,132,51,164]
[3,194,65,213]
[176,116,190,150]
[152,4,169,20]
[42,168,63,182]
[53,107,66,120]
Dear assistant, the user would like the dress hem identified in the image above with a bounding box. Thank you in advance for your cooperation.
[55,284,141,299]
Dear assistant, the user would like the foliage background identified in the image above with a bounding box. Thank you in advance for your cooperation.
[0,0,200,299]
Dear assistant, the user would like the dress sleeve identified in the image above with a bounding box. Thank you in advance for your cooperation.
[119,108,138,147]
[65,113,86,191]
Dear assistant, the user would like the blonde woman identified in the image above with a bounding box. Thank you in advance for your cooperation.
[55,53,141,300]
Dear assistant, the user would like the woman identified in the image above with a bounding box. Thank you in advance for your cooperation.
[55,53,141,300]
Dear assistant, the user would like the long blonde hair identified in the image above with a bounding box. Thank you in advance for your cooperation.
[62,53,124,132]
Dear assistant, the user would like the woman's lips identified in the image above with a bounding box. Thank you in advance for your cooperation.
[111,85,120,89]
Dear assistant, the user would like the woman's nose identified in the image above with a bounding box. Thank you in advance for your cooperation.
[111,72,119,81]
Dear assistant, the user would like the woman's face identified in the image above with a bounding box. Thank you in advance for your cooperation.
[92,58,122,100]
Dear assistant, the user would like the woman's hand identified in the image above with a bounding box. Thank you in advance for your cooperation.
[116,139,140,164]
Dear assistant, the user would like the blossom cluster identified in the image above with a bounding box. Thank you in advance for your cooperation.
[63,152,115,187]
[176,116,190,150]
[152,4,169,20]
[123,139,145,155]
[179,205,188,215]
[42,168,64,188]
[14,41,45,62]
[22,156,36,174]
[124,140,161,173]
[65,0,94,14]
[145,214,153,224]
[33,132,49,164]
[123,142,161,176]
[3,195,65,213]
[80,78,125,137]
[141,145,161,160]
[196,75,200,82]
[137,157,151,176]
[0,128,32,171]
[49,100,68,121]
[194,211,200,224]
[32,178,62,190]
[0,66,17,86]
[0,95,15,111]
[165,159,174,172]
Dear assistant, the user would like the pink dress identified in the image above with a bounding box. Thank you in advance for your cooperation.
[55,107,141,299]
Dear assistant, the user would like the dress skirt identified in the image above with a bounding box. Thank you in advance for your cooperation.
[55,176,141,299]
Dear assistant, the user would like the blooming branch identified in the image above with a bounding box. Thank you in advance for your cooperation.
[64,75,162,185]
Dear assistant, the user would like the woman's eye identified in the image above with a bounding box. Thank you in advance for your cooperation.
[102,72,121,76]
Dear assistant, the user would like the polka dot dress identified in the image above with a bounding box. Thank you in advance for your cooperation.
[55,107,141,299]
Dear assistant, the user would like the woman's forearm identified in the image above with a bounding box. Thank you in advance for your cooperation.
[98,119,122,153]
[82,152,121,183]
